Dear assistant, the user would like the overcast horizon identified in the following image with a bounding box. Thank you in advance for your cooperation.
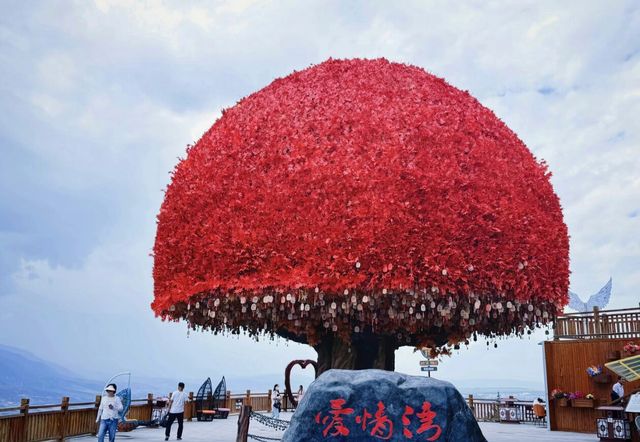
[1,1,639,389]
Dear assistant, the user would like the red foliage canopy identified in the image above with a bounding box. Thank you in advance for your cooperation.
[152,58,569,348]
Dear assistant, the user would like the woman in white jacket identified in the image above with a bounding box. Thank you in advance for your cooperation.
[96,384,123,442]
[271,384,281,419]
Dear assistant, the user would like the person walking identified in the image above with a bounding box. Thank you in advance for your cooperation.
[96,384,123,442]
[271,384,281,419]
[165,382,188,441]
[611,377,626,403]
[296,385,305,405]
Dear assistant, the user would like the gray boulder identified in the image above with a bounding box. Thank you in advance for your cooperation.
[282,369,487,442]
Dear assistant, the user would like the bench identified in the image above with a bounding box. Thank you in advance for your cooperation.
[197,408,230,421]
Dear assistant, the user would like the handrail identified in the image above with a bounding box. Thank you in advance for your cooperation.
[559,332,640,338]
[559,306,640,317]
[609,387,640,407]
[0,398,141,413]
[0,392,274,414]
[27,404,66,411]
[0,395,535,413]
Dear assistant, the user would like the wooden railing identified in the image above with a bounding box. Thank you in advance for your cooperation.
[554,306,640,340]
[0,390,272,442]
[466,395,545,425]
[226,391,272,414]
[0,390,545,440]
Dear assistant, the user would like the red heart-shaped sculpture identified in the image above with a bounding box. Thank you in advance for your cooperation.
[285,359,318,407]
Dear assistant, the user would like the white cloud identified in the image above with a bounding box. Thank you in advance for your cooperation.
[4,239,315,380]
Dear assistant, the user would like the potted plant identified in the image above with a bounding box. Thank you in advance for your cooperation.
[552,389,569,407]
[593,372,612,384]
[587,365,612,384]
[623,342,639,355]
[586,365,602,377]
[570,392,594,408]
[606,350,621,361]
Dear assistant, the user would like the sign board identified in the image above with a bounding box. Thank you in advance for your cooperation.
[419,360,439,367]
[421,366,438,372]
[626,393,640,413]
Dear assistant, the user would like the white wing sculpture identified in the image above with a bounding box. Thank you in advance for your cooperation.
[567,278,612,312]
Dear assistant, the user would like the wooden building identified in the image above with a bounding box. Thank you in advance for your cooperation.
[544,306,640,441]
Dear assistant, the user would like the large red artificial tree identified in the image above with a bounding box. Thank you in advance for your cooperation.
[152,58,569,374]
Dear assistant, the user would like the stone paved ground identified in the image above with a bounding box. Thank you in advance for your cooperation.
[72,412,599,442]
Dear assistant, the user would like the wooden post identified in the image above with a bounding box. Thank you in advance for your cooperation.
[20,398,29,442]
[594,306,601,336]
[282,389,288,412]
[267,389,272,412]
[226,390,231,410]
[245,390,251,408]
[147,394,154,420]
[468,394,475,416]
[236,405,252,442]
[187,392,194,421]
[58,396,70,441]
[92,395,101,436]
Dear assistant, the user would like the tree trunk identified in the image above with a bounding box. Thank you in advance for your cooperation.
[314,334,397,375]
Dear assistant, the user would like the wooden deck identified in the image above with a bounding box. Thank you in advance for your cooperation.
[69,413,598,442]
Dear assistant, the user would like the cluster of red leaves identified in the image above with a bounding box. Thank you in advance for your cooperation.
[152,58,569,345]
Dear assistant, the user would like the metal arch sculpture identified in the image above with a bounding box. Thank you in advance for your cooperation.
[195,377,213,421]
[213,376,227,410]
[116,387,132,421]
[284,359,318,408]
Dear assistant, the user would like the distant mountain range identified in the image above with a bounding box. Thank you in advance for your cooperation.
[0,345,543,407]
[0,344,102,407]
[0,345,312,407]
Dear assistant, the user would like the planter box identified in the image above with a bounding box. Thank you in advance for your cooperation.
[592,373,612,384]
[607,350,621,361]
[571,398,594,408]
[557,398,569,407]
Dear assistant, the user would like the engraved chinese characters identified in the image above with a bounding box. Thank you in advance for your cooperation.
[282,370,487,442]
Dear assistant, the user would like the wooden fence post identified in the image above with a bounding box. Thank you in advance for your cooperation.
[245,390,251,408]
[187,392,194,421]
[147,393,154,420]
[236,405,252,442]
[468,394,474,416]
[58,396,69,441]
[20,398,29,442]
[283,389,288,412]
[92,395,101,435]
[594,306,601,336]
[267,389,272,412]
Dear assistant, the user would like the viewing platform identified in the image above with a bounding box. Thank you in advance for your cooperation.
[1,396,599,442]
[67,412,598,442]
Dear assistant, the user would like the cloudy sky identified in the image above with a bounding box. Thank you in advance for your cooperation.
[1,1,638,391]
